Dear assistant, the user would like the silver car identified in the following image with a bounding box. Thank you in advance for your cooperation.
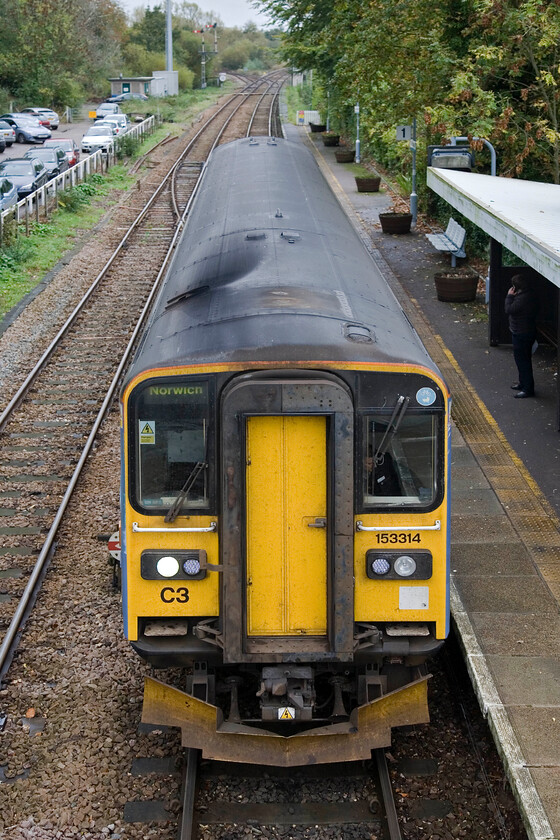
[81,125,116,154]
[96,114,129,135]
[0,177,18,211]
[22,108,60,130]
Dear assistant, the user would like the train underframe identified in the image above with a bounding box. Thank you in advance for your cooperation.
[136,620,443,766]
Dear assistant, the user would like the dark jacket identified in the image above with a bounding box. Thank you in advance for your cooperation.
[505,288,538,334]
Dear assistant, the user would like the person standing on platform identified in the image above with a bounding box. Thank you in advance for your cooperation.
[505,273,538,399]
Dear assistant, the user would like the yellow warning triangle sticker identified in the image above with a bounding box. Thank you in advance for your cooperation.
[279,707,295,720]
[141,423,154,435]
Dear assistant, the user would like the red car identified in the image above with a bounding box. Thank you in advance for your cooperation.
[43,138,80,167]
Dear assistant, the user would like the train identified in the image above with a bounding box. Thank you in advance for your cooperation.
[119,136,451,766]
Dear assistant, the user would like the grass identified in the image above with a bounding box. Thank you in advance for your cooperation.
[0,86,227,322]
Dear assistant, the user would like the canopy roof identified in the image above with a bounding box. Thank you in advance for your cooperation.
[426,168,560,287]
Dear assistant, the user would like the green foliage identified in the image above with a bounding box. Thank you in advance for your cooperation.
[257,0,560,184]
[116,134,141,160]
[58,183,95,213]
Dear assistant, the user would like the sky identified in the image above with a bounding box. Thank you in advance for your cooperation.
[119,0,271,28]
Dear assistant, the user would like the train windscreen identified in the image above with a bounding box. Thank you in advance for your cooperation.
[131,380,210,512]
[363,413,439,508]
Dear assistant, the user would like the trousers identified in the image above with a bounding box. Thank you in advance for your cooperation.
[512,332,535,394]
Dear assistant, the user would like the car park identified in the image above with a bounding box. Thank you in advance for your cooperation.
[0,158,48,197]
[0,120,16,147]
[0,114,51,144]
[23,147,68,177]
[80,125,116,154]
[95,102,121,119]
[22,107,59,129]
[43,137,79,167]
[107,92,148,102]
[95,114,129,135]
[0,177,18,211]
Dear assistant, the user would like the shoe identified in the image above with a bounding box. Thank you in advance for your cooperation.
[510,383,522,390]
[513,391,534,399]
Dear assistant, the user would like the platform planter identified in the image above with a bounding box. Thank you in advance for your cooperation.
[322,132,340,147]
[335,149,356,163]
[355,175,381,192]
[309,122,326,133]
[434,267,479,302]
[379,212,412,234]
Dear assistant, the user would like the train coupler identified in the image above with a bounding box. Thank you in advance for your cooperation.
[257,666,315,722]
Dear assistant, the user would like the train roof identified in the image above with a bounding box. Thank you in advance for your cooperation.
[124,137,441,385]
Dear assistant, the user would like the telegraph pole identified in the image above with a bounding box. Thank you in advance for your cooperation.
[165,0,173,72]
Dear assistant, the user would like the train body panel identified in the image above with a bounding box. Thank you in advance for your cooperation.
[120,138,451,764]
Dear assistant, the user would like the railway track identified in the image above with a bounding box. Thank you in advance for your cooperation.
[0,72,287,684]
[178,749,402,840]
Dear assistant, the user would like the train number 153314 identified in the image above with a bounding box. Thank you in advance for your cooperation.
[376,533,421,544]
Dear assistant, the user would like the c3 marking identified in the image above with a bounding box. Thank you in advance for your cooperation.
[160,586,190,603]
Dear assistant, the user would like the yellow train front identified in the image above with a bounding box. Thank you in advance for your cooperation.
[120,137,450,766]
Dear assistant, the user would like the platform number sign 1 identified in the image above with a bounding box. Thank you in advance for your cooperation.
[396,125,412,141]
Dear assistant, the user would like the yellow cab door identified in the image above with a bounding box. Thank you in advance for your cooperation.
[220,373,354,664]
[245,415,327,636]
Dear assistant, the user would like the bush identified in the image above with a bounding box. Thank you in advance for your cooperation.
[116,134,141,160]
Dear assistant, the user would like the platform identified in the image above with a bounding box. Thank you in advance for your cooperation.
[293,125,560,840]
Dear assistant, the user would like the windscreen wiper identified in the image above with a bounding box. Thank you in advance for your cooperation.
[164,461,207,523]
[373,395,410,465]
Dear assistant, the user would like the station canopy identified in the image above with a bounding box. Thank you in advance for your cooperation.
[427,168,560,288]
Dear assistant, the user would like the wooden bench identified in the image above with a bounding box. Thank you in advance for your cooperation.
[426,218,466,267]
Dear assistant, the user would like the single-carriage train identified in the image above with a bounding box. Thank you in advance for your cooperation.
[120,136,450,766]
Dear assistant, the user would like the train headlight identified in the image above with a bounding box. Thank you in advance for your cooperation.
[183,557,201,576]
[366,550,432,580]
[371,557,391,575]
[156,555,180,577]
[141,550,207,580]
[394,555,417,577]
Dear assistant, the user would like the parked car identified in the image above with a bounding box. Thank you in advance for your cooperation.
[0,136,5,154]
[23,147,68,177]
[22,107,60,130]
[0,177,18,211]
[107,92,148,102]
[0,120,16,147]
[95,102,121,119]
[81,125,116,154]
[43,137,79,167]
[0,158,48,197]
[0,114,51,144]
[95,113,129,135]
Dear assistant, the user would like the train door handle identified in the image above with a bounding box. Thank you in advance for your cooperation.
[308,517,327,528]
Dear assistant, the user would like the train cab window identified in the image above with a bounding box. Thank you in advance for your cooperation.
[362,412,438,508]
[131,379,211,512]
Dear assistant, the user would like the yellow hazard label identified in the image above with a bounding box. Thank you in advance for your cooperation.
[139,420,155,444]
[278,707,296,720]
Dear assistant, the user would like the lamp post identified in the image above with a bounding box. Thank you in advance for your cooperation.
[410,117,417,227]
[355,102,360,163]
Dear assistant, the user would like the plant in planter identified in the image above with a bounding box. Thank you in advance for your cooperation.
[335,148,355,163]
[379,211,413,234]
[309,122,326,133]
[434,266,479,302]
[355,175,381,192]
[344,163,382,191]
[321,132,340,146]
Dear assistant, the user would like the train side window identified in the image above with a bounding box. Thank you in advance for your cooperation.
[362,413,438,508]
[132,380,211,512]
